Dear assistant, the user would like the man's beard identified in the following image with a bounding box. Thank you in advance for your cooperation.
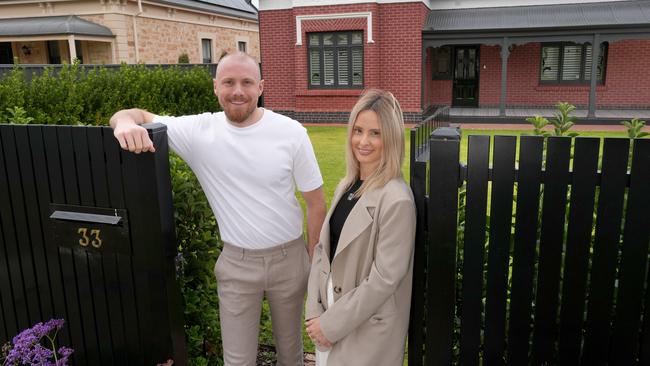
[222,99,257,124]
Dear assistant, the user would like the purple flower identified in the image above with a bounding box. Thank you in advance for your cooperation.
[0,319,73,366]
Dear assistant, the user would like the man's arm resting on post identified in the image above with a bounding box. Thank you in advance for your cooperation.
[109,108,158,153]
[301,186,326,260]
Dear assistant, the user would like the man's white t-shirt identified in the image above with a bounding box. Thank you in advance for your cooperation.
[153,109,323,249]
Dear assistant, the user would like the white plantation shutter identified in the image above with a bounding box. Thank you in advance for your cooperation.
[541,46,559,81]
[324,49,334,86]
[307,31,363,88]
[583,44,593,80]
[352,48,363,86]
[310,50,320,86]
[583,44,606,82]
[561,45,582,81]
[540,43,607,84]
[338,49,349,85]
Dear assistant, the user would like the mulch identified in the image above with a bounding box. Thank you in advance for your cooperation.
[256,344,315,366]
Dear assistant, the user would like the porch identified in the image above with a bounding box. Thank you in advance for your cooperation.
[422,1,650,120]
[0,16,115,64]
[448,107,650,124]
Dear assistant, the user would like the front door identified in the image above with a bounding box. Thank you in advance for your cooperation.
[0,43,13,64]
[452,46,479,107]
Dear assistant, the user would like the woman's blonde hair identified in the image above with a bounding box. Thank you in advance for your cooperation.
[340,89,405,197]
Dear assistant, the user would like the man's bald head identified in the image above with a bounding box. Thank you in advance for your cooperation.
[216,52,261,81]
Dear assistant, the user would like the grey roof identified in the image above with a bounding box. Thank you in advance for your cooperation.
[424,1,650,33]
[0,15,113,37]
[152,0,258,21]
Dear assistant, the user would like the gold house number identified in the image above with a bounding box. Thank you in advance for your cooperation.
[77,228,103,248]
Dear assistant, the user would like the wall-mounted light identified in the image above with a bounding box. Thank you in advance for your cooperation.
[21,45,32,56]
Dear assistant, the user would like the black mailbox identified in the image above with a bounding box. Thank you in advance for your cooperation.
[50,204,130,254]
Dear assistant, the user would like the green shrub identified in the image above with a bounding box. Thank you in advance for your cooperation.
[526,102,579,137]
[0,63,219,126]
[621,118,649,139]
[171,155,223,365]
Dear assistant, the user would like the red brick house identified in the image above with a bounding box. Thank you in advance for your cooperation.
[259,0,650,123]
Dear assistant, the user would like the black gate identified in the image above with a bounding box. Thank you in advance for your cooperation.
[409,126,650,365]
[0,124,186,365]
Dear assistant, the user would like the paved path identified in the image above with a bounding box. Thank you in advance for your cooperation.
[456,123,650,132]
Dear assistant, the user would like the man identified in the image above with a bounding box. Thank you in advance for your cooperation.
[110,52,326,366]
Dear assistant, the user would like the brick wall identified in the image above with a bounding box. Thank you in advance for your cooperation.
[259,9,295,110]
[260,2,429,122]
[477,40,650,108]
[425,40,650,109]
[86,41,113,64]
[135,17,260,64]
[80,13,259,65]
[296,8,374,113]
[378,2,429,112]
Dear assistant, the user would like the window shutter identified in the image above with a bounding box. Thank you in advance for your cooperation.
[540,46,559,81]
[584,44,606,82]
[338,49,349,85]
[352,48,363,86]
[310,49,320,86]
[324,49,335,86]
[307,31,363,88]
[561,45,582,81]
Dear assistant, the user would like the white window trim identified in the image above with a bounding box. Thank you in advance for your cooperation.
[295,12,373,46]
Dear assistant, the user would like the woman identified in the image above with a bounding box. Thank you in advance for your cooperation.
[305,89,416,365]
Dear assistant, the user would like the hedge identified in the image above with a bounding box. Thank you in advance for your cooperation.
[0,63,224,365]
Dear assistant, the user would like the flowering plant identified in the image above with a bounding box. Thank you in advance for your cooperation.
[0,319,73,366]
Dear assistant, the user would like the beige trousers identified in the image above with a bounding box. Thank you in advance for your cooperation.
[214,237,310,366]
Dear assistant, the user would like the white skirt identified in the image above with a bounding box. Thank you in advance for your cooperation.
[315,275,334,366]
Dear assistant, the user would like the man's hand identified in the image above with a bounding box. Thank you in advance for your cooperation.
[306,317,332,349]
[113,122,155,153]
[109,108,157,153]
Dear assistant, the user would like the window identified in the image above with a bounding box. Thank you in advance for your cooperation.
[540,42,607,84]
[0,42,13,64]
[432,46,452,79]
[74,40,83,64]
[308,31,363,88]
[202,39,212,63]
[238,41,247,53]
[47,41,61,64]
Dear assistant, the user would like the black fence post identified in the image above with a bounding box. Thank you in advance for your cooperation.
[122,123,187,365]
[408,129,428,366]
[426,127,461,365]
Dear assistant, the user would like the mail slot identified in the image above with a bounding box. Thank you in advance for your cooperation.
[50,204,130,255]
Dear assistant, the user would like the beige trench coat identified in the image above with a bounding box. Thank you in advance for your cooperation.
[306,178,416,366]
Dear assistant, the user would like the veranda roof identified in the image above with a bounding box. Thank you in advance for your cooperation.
[424,0,650,33]
[0,15,114,38]
[152,0,258,21]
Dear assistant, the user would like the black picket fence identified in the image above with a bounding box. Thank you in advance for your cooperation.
[0,124,185,365]
[408,126,650,365]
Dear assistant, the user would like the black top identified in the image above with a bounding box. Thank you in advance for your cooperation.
[329,179,363,263]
